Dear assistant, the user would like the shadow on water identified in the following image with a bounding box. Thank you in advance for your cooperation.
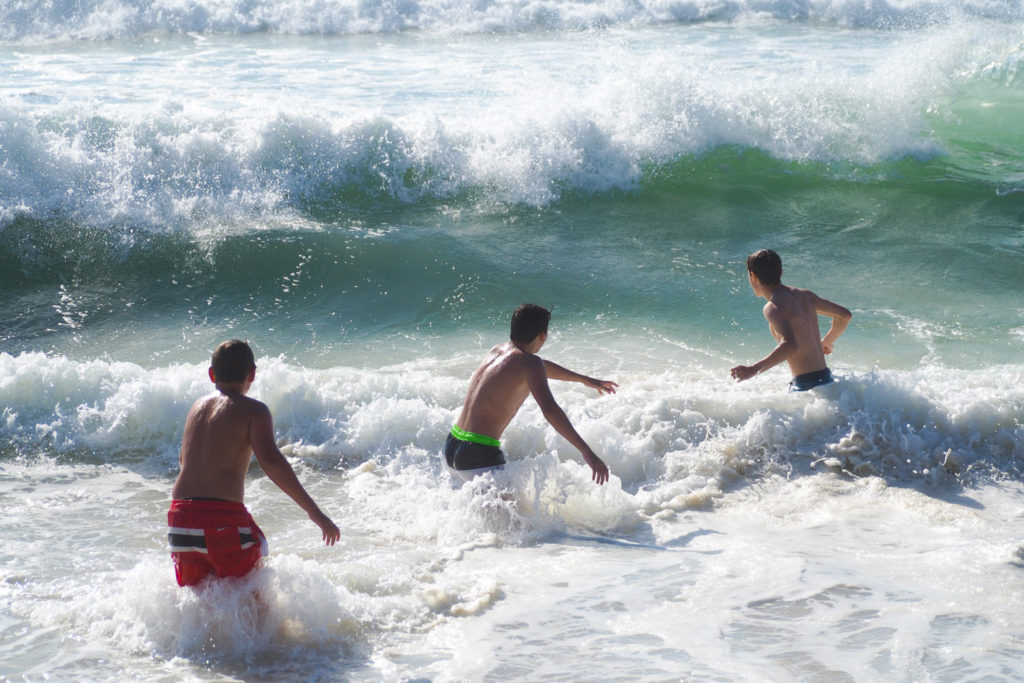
[191,651,371,683]
[559,527,723,553]
[908,482,987,510]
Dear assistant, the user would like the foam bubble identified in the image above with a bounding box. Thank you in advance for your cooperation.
[421,576,503,617]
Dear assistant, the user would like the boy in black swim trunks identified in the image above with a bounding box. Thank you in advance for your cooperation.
[447,304,616,483]
[730,249,852,391]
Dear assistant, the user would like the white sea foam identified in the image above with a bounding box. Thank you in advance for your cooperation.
[2,0,1022,42]
[6,453,1021,679]
[4,6,1023,679]
[2,353,1022,678]
[15,543,364,674]
[3,351,1021,489]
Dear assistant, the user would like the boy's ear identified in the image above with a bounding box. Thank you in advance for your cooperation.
[208,367,217,383]
[248,367,257,382]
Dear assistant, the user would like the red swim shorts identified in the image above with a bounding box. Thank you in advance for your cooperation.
[167,499,268,587]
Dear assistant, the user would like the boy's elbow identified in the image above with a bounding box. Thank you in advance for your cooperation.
[254,448,289,475]
[539,402,565,423]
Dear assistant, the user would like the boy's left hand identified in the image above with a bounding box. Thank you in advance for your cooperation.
[731,365,757,381]
[587,378,618,395]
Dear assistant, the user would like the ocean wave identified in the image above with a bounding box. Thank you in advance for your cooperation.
[2,67,1019,233]
[2,0,1023,42]
[2,13,1021,235]
[3,353,1022,488]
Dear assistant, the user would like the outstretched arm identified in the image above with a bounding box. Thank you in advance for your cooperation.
[528,359,609,485]
[816,296,852,354]
[730,304,798,381]
[542,359,618,395]
[250,405,341,545]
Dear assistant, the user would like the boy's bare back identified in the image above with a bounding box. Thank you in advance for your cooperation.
[456,343,538,440]
[172,391,267,502]
[762,285,833,377]
[447,304,615,485]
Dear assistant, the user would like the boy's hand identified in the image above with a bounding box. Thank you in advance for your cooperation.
[822,340,834,355]
[730,364,757,381]
[311,511,341,545]
[583,452,609,485]
[586,377,618,395]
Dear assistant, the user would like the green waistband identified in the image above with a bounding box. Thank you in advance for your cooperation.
[450,425,501,448]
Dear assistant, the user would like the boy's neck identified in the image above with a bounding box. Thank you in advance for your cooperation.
[511,341,533,354]
[511,337,545,355]
[215,381,249,396]
[761,282,784,300]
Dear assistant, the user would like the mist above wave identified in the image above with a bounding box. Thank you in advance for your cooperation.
[3,0,1023,42]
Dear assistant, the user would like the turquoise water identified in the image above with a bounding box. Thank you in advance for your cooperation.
[2,2,1024,680]
[3,148,1022,368]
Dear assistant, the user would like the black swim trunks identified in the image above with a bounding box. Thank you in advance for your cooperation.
[790,367,834,391]
[444,429,506,479]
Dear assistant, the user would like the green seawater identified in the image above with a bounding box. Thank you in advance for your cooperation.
[3,146,1022,371]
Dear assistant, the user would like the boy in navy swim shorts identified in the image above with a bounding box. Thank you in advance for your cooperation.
[730,249,852,391]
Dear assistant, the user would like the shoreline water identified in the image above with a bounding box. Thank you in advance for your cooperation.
[4,421,1023,680]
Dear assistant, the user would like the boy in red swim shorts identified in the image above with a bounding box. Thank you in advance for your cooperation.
[168,340,340,587]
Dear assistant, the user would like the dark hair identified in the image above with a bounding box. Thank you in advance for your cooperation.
[510,304,551,343]
[746,249,782,286]
[211,340,256,383]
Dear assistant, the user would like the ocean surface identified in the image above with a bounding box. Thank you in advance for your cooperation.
[2,0,1024,680]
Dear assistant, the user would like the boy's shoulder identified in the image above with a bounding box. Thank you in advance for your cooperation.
[235,393,270,415]
[506,345,542,364]
[493,344,544,377]
[205,390,270,416]
[790,285,818,297]
[771,285,818,306]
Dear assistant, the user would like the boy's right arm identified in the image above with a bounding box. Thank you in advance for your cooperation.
[525,358,609,485]
[815,296,852,354]
[731,304,798,381]
[541,359,618,395]
[250,403,341,545]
